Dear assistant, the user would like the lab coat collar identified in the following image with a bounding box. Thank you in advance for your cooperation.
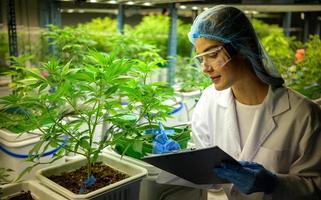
[216,87,234,108]
[266,86,290,117]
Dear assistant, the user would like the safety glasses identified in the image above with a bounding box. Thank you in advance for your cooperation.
[193,45,231,69]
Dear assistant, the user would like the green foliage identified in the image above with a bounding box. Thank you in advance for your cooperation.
[114,124,190,159]
[0,50,185,178]
[78,17,118,53]
[0,32,8,71]
[127,15,191,58]
[4,55,35,91]
[43,25,97,65]
[175,56,211,92]
[79,17,118,33]
[289,35,321,99]
[43,23,163,66]
[252,19,320,99]
[0,109,53,134]
[104,34,164,63]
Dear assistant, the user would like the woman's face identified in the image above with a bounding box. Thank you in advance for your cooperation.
[194,38,240,91]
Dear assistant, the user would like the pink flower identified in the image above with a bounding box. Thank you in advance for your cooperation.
[41,70,49,77]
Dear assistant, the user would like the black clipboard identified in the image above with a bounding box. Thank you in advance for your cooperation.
[142,146,240,184]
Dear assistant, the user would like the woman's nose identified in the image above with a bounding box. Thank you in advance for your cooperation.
[202,62,213,73]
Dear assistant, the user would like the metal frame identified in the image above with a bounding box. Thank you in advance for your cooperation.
[7,0,18,58]
[167,3,177,86]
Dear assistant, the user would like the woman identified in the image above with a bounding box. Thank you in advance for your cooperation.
[190,5,321,200]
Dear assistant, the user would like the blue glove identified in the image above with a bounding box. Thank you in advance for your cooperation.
[213,161,278,194]
[152,122,180,154]
[145,129,175,135]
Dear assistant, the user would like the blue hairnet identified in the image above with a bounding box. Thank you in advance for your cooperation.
[188,5,284,86]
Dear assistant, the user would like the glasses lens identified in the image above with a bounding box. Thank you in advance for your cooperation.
[212,48,231,68]
[193,46,231,69]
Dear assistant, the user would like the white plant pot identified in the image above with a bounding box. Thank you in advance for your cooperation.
[103,147,161,176]
[176,90,202,122]
[0,128,41,142]
[36,153,147,200]
[146,68,167,84]
[103,149,171,200]
[160,97,189,127]
[102,149,206,200]
[64,154,85,162]
[0,180,67,200]
[0,135,65,181]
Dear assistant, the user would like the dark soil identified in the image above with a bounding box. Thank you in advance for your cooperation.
[48,162,129,194]
[8,191,33,200]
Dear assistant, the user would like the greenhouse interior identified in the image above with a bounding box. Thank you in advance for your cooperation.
[0,0,321,199]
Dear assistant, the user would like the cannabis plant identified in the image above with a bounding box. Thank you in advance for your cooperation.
[0,50,181,178]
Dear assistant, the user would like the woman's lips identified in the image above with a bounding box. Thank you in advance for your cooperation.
[210,75,221,83]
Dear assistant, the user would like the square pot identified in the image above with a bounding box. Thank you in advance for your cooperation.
[0,180,67,200]
[36,153,147,200]
[102,150,207,200]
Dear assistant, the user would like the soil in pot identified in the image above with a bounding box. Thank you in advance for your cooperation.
[48,162,128,194]
[8,191,34,200]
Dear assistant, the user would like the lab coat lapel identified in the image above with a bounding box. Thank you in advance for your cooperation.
[240,87,290,161]
[216,88,242,159]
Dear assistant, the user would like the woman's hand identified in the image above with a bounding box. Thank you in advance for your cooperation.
[213,161,278,194]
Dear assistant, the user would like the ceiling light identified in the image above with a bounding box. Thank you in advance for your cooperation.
[67,9,74,13]
[89,0,97,2]
[203,7,209,10]
[126,1,135,5]
[143,2,152,6]
[192,6,198,10]
[108,0,117,3]
[179,5,187,9]
[79,9,85,13]
[301,13,305,20]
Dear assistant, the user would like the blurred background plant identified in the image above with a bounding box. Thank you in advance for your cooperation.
[288,35,321,99]
[42,25,97,66]
[252,19,295,80]
[0,33,9,73]
[175,56,211,92]
[127,15,191,58]
[1,17,320,99]
[252,19,320,99]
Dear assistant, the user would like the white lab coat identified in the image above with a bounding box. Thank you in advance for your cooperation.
[191,85,321,200]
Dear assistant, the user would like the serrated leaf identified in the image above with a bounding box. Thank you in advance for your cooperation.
[132,140,143,153]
